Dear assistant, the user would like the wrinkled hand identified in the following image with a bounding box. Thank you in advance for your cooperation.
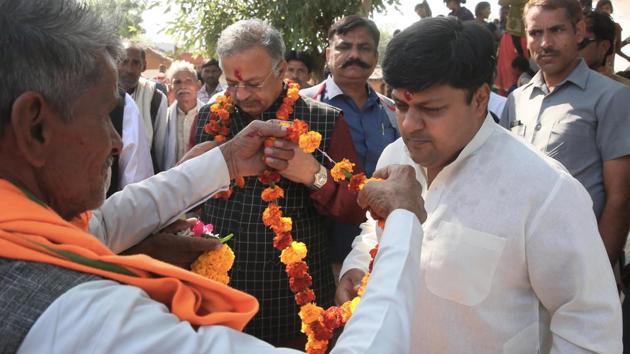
[120,232,221,269]
[219,120,287,178]
[335,268,366,305]
[357,164,427,223]
[264,139,320,185]
[177,141,218,166]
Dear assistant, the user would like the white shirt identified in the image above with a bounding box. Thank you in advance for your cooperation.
[21,152,424,354]
[488,91,507,118]
[118,94,154,189]
[341,114,622,353]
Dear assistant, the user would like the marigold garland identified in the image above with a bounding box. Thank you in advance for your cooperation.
[201,80,383,353]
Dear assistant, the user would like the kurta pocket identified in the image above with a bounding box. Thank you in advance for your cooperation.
[425,221,506,306]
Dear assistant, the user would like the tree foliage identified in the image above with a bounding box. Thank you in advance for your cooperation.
[89,0,149,39]
[163,0,400,57]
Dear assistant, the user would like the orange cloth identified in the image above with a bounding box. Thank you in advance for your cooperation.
[494,33,529,95]
[0,179,258,330]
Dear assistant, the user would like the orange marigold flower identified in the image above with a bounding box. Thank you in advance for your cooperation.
[289,273,312,293]
[214,135,226,143]
[298,131,321,153]
[276,106,290,120]
[261,185,285,202]
[368,245,379,272]
[218,126,230,136]
[286,261,308,278]
[262,204,283,227]
[322,306,344,329]
[191,244,235,285]
[213,187,232,199]
[306,341,327,354]
[234,176,245,188]
[348,172,367,191]
[339,301,353,323]
[309,321,333,341]
[271,216,292,234]
[330,159,355,182]
[258,170,282,185]
[299,303,324,324]
[264,137,276,148]
[295,288,316,306]
[279,241,306,265]
[272,232,293,250]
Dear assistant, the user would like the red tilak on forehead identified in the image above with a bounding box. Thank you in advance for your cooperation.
[404,90,413,102]
[234,69,243,81]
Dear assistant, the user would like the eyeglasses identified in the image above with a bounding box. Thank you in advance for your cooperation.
[226,65,278,92]
[578,37,598,50]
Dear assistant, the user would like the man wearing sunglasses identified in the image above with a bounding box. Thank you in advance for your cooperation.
[579,10,630,86]
[191,19,365,348]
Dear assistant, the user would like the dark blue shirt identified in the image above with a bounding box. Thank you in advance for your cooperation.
[316,76,398,176]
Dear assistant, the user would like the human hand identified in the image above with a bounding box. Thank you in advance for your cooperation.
[264,139,320,185]
[177,141,218,166]
[160,217,198,234]
[335,268,366,305]
[357,164,426,223]
[120,232,221,269]
[219,120,287,178]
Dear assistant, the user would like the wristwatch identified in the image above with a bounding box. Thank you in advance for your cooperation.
[310,164,328,190]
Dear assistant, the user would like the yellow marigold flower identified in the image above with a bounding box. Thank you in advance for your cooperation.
[299,303,324,324]
[298,131,322,153]
[357,273,370,297]
[330,158,355,182]
[271,216,292,234]
[350,296,361,312]
[339,301,353,323]
[210,103,220,112]
[287,87,300,101]
[191,244,235,285]
[280,241,307,265]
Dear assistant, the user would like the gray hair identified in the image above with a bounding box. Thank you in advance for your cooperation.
[0,0,123,135]
[216,19,286,71]
[166,60,197,81]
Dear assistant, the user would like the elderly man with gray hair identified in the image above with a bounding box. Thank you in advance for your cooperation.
[192,19,367,347]
[154,60,203,171]
[0,1,426,353]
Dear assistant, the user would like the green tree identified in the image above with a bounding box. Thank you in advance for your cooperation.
[89,0,148,39]
[163,0,399,64]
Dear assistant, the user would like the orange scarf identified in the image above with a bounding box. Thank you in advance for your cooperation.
[0,179,258,329]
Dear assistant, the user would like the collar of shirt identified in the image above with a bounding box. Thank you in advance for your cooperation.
[176,102,199,117]
[323,75,380,109]
[530,59,589,94]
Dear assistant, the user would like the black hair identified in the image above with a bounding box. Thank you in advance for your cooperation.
[511,56,534,76]
[444,0,466,4]
[415,1,433,17]
[284,50,314,73]
[328,15,380,47]
[595,0,612,13]
[383,17,495,103]
[202,59,220,69]
[475,1,491,16]
[585,10,616,57]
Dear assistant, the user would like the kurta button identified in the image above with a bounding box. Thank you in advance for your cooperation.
[535,123,542,131]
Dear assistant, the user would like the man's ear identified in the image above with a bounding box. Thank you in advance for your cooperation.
[474,83,491,117]
[276,59,288,78]
[575,19,586,44]
[10,92,56,167]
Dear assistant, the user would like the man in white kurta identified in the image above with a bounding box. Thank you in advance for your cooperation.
[339,16,622,353]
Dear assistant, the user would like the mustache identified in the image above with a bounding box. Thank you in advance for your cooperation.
[341,58,371,69]
[536,47,559,56]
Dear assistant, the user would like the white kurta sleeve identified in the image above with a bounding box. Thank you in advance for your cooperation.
[526,173,622,353]
[339,213,378,279]
[89,147,231,253]
[20,210,422,354]
[118,94,154,189]
[332,209,423,354]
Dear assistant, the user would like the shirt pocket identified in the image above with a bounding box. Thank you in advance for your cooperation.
[425,221,506,306]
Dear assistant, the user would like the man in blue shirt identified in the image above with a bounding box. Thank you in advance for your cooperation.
[301,15,399,280]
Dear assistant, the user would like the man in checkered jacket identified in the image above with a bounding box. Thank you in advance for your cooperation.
[192,19,366,347]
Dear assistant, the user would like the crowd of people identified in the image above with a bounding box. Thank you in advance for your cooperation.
[0,0,629,353]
